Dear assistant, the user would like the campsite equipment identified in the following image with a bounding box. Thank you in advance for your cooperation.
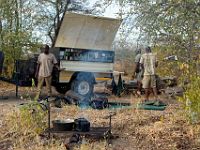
[90,97,108,109]
[142,100,167,106]
[65,90,86,105]
[111,77,117,95]
[137,104,166,111]
[137,100,167,111]
[116,74,124,96]
[74,118,90,132]
[52,119,74,131]
[46,97,117,145]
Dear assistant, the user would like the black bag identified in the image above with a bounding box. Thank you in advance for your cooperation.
[90,97,108,109]
[13,59,37,86]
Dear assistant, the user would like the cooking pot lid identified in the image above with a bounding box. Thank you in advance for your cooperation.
[52,119,74,124]
[75,118,89,122]
[65,119,74,123]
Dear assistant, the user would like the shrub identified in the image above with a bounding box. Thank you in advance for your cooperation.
[7,101,47,135]
[179,76,200,124]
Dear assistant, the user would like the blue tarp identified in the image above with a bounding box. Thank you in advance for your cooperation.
[78,101,167,111]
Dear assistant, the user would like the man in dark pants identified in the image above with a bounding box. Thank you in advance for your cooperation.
[133,49,143,95]
[35,45,59,100]
[140,47,158,102]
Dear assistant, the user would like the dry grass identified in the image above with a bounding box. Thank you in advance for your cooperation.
[1,102,200,150]
[1,80,200,150]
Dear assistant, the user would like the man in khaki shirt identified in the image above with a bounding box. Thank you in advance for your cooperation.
[35,45,59,100]
[140,47,158,102]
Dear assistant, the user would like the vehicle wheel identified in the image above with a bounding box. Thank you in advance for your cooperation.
[71,78,94,99]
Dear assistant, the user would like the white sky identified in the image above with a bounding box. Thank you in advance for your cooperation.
[103,2,141,47]
[80,0,141,48]
[88,0,120,18]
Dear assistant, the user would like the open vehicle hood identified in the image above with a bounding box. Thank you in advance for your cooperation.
[55,12,122,51]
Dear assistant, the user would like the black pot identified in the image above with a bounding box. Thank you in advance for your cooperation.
[74,118,90,132]
[52,119,74,131]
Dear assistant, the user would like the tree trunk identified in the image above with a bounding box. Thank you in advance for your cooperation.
[51,0,70,47]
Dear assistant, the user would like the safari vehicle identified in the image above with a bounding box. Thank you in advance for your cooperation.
[50,12,122,98]
[0,13,180,99]
[0,12,122,99]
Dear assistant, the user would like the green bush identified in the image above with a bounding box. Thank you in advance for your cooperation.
[179,76,200,124]
[8,101,47,135]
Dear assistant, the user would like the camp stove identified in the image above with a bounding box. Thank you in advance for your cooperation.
[45,97,116,144]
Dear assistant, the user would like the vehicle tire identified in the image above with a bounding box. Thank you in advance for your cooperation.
[71,77,94,99]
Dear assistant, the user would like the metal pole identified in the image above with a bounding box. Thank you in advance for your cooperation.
[48,98,51,138]
[15,60,19,98]
[109,114,111,133]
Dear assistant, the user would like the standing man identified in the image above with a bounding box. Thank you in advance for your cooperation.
[35,44,59,100]
[140,47,158,102]
[133,49,143,95]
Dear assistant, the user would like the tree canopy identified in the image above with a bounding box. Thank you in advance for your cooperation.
[132,0,200,51]
[0,0,199,61]
[0,0,108,62]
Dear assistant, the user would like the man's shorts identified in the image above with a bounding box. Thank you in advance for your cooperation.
[142,75,156,89]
